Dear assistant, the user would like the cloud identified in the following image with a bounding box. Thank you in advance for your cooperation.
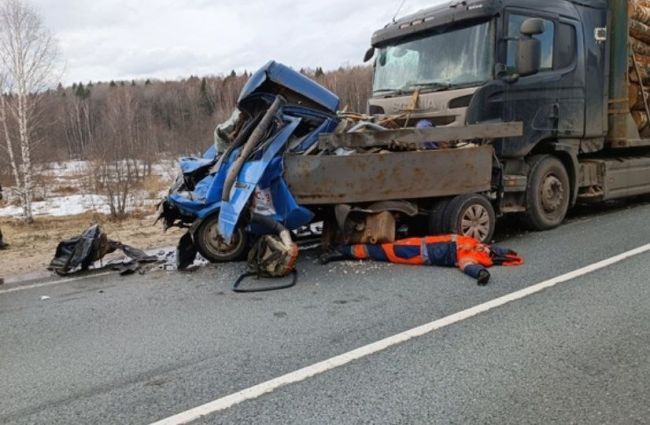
[31,0,446,84]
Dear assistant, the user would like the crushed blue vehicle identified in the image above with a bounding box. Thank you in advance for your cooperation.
[158,61,340,264]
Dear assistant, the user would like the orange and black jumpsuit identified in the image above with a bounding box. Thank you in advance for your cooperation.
[328,235,523,285]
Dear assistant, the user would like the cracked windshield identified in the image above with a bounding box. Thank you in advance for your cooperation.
[373,20,495,95]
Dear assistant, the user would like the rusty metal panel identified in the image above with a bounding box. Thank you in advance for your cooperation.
[284,146,494,205]
[319,122,523,150]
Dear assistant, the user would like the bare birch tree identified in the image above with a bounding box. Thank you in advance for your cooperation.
[0,72,22,192]
[0,0,58,222]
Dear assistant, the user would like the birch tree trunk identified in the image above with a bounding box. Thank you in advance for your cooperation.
[0,80,23,194]
[17,91,33,219]
[0,0,59,222]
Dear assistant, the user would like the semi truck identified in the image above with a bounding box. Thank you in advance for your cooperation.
[282,0,650,244]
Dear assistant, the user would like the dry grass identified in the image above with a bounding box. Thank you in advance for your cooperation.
[0,211,184,279]
[141,174,169,199]
[52,185,80,196]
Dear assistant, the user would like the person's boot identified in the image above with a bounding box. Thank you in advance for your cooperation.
[0,228,7,250]
[319,251,347,265]
[477,269,491,286]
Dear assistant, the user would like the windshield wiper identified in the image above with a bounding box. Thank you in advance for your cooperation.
[373,88,409,96]
[374,82,452,97]
[404,82,452,92]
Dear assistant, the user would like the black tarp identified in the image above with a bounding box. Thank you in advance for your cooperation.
[48,225,158,276]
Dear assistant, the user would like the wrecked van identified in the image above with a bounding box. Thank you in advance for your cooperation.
[158,61,339,262]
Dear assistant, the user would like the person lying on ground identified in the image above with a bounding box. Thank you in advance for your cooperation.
[320,235,523,286]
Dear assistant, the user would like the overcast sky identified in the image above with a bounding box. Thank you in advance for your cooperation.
[30,0,446,84]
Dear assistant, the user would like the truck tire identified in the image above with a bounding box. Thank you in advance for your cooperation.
[194,215,248,263]
[524,155,570,231]
[428,198,451,235]
[443,194,495,243]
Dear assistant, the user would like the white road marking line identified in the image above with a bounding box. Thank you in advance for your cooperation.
[149,243,650,425]
[0,272,113,295]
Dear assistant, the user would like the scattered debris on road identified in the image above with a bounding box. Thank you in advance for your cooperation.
[48,224,158,276]
[232,218,299,292]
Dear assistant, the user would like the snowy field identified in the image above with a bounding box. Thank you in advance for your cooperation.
[0,194,114,217]
[0,160,176,218]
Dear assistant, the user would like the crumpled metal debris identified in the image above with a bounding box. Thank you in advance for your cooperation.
[48,224,158,276]
[214,109,243,154]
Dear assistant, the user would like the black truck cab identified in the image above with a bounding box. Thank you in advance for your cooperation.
[369,0,608,159]
[289,0,650,244]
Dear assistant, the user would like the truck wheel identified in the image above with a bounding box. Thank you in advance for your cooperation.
[443,194,495,243]
[428,198,451,235]
[524,155,570,230]
[194,215,248,262]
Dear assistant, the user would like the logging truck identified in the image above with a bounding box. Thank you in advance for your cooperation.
[283,0,650,244]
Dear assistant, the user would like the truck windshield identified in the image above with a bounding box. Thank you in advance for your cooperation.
[373,20,495,95]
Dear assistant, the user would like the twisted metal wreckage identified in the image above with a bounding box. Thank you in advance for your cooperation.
[157,61,523,287]
[157,62,340,269]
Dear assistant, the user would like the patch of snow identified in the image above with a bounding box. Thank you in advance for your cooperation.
[2,159,176,218]
[37,160,88,177]
[0,193,163,218]
[0,194,111,217]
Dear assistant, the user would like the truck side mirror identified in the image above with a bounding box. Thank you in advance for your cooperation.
[364,47,375,63]
[516,37,541,76]
[520,18,545,36]
[516,18,544,77]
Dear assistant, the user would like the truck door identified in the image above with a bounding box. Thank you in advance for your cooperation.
[498,11,584,157]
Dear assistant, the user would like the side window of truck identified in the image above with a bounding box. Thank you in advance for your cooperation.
[506,14,555,72]
[554,22,577,69]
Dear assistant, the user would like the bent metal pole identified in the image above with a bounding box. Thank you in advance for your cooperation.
[222,96,285,202]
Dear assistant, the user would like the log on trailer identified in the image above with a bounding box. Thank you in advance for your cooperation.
[628,1,650,133]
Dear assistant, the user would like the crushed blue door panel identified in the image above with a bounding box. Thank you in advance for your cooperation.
[202,145,217,159]
[179,157,214,175]
[218,115,310,242]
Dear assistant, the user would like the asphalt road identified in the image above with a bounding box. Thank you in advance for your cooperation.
[1,200,649,425]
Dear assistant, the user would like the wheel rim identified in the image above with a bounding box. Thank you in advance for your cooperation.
[202,222,242,258]
[460,204,491,241]
[540,174,565,214]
